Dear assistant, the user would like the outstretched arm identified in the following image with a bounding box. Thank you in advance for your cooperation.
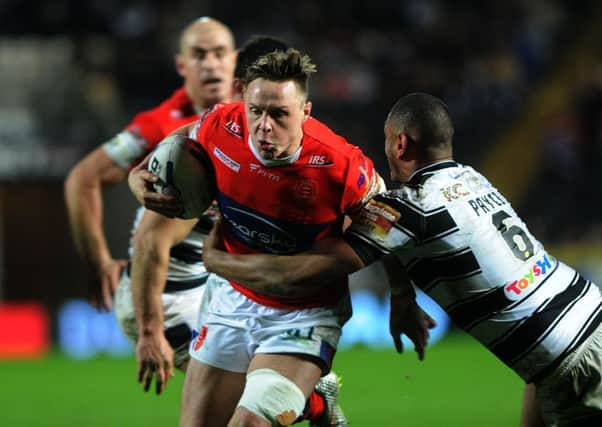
[202,222,364,297]
[382,255,436,361]
[130,210,197,395]
[64,147,128,311]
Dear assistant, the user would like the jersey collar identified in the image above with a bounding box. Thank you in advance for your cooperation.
[247,136,303,167]
[407,160,458,185]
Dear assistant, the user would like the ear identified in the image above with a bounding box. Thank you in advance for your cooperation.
[395,132,408,160]
[302,101,312,122]
[231,79,244,101]
[175,54,186,78]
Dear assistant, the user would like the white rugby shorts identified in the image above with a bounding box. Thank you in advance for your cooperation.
[535,320,602,425]
[189,274,352,373]
[114,270,205,369]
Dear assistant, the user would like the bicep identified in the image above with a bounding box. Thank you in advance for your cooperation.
[67,147,128,189]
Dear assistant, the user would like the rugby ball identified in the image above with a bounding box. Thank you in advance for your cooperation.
[147,134,216,219]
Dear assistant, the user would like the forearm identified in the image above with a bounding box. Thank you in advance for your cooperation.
[382,253,416,299]
[204,239,364,297]
[131,243,169,335]
[64,171,112,266]
[65,148,127,266]
[131,212,196,334]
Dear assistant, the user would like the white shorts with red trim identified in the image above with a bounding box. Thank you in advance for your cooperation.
[189,274,352,373]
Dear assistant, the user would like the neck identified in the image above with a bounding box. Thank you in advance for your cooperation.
[185,84,230,112]
[399,155,453,183]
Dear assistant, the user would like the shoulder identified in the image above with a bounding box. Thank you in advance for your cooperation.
[191,102,246,139]
[302,117,371,165]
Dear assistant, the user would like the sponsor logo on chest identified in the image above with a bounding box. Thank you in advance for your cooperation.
[306,155,333,167]
[249,163,281,181]
[213,147,240,172]
[504,254,554,301]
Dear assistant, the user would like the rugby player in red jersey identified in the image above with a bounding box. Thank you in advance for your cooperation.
[129,49,385,426]
[67,22,346,425]
[65,16,235,313]
[64,16,236,392]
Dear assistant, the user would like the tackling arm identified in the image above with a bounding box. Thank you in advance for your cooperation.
[64,147,129,310]
[382,254,436,360]
[130,210,197,394]
[202,222,364,297]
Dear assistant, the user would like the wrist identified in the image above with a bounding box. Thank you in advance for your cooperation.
[138,320,163,337]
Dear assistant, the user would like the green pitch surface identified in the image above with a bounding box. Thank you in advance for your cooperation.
[0,332,523,426]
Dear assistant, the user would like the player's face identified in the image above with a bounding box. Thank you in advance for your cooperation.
[384,123,403,182]
[244,78,311,160]
[177,24,236,109]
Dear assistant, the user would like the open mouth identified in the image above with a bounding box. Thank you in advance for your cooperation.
[259,140,274,151]
[202,77,223,86]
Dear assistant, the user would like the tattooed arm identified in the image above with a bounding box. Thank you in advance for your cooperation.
[202,222,363,297]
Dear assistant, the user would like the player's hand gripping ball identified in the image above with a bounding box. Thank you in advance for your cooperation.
[148,134,215,219]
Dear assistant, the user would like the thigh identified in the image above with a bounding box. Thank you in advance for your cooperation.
[190,276,254,372]
[255,300,352,374]
[180,358,246,427]
[520,383,545,427]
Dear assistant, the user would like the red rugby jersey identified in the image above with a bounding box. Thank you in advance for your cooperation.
[125,87,201,161]
[190,102,383,308]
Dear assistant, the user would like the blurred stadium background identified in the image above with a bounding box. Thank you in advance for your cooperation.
[0,0,600,425]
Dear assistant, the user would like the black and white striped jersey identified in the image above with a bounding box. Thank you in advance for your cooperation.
[127,205,217,292]
[103,132,215,293]
[346,160,602,382]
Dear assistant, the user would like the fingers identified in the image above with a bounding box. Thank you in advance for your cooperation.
[155,358,174,395]
[155,364,166,395]
[129,168,159,204]
[137,360,146,384]
[101,283,113,311]
[415,342,425,361]
[143,362,156,392]
[392,332,403,354]
[426,313,437,329]
[138,169,159,184]
[143,197,184,218]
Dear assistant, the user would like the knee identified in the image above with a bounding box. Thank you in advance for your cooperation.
[228,407,270,427]
[236,369,306,426]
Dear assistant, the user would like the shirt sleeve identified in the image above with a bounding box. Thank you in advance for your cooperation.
[125,111,165,146]
[101,110,166,170]
[340,148,386,215]
[344,192,414,265]
[101,130,149,170]
[189,104,223,143]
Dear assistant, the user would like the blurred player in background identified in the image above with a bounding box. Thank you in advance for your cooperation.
[64,17,236,389]
[64,16,235,314]
[201,92,602,426]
